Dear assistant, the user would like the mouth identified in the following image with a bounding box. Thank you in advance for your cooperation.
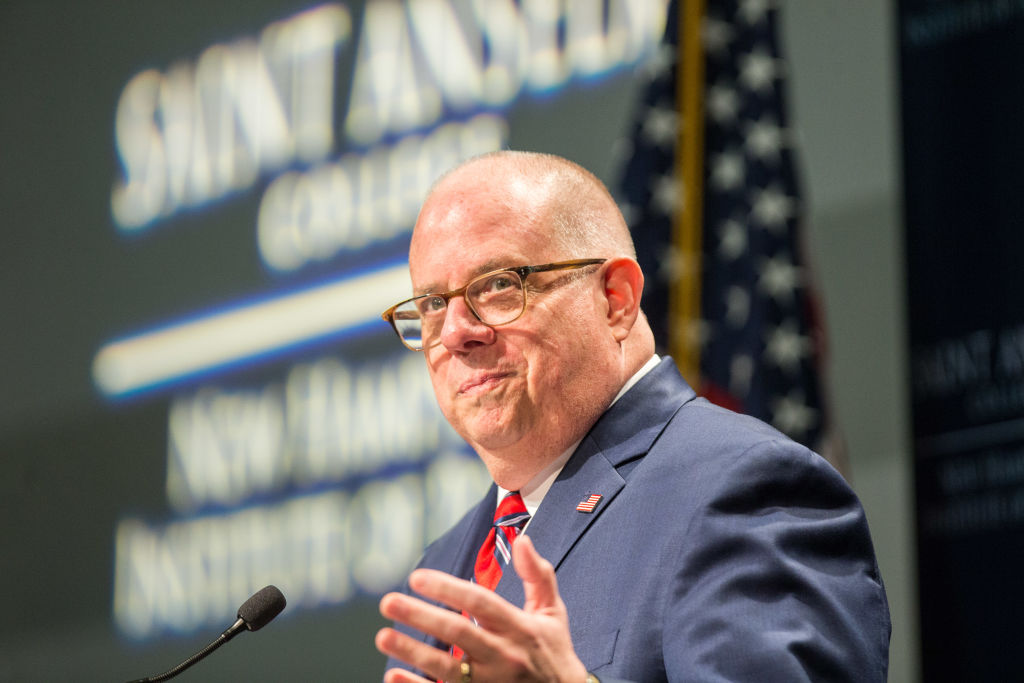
[458,372,513,396]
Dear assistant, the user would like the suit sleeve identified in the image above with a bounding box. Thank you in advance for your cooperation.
[662,437,891,682]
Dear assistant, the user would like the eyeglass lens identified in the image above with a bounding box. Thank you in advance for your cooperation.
[395,270,527,349]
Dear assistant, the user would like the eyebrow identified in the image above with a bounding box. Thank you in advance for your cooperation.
[414,258,519,297]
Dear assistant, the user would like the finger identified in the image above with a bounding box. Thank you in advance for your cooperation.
[382,667,431,683]
[512,535,562,614]
[407,569,520,634]
[380,589,506,663]
[379,591,480,649]
[403,573,528,651]
[376,626,463,683]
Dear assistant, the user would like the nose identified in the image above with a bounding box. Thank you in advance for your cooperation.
[438,295,495,352]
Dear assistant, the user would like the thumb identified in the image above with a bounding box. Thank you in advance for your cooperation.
[512,535,562,614]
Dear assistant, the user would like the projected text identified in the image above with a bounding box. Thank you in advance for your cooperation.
[165,353,463,511]
[115,456,489,638]
[258,113,507,271]
[112,4,350,229]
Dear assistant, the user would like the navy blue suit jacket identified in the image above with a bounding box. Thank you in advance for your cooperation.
[386,358,890,681]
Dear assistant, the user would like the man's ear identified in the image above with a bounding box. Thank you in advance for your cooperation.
[601,258,644,342]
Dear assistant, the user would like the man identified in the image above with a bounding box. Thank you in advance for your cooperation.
[375,151,890,682]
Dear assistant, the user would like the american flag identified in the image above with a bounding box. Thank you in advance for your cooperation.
[576,494,603,513]
[617,0,844,470]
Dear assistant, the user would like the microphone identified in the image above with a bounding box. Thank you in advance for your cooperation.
[127,585,287,683]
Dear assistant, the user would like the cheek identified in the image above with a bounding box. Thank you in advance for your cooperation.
[520,332,581,395]
[528,316,605,392]
[425,357,454,410]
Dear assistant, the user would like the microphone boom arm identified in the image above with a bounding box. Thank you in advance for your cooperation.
[127,619,246,683]
[125,586,286,683]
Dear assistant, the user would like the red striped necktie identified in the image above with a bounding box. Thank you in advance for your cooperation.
[451,491,530,661]
[475,491,531,590]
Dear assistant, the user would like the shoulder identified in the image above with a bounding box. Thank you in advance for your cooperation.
[661,395,846,493]
[649,403,890,680]
[633,396,873,572]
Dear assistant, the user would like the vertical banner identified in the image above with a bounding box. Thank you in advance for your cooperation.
[899,1,1024,680]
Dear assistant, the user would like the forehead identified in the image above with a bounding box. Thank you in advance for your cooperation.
[409,170,555,293]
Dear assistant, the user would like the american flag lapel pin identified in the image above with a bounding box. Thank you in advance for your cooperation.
[576,493,602,513]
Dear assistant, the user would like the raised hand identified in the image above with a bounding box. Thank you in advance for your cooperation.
[376,535,588,683]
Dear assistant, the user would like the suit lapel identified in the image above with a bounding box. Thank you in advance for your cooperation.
[447,484,498,582]
[495,438,623,605]
[496,358,696,606]
[414,485,496,652]
[528,440,624,554]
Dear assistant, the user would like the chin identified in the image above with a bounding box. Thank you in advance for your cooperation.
[461,413,528,452]
[465,427,523,452]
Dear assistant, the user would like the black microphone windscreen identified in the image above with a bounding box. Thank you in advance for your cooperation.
[236,585,286,632]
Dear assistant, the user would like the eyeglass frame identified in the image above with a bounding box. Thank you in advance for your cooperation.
[381,258,608,351]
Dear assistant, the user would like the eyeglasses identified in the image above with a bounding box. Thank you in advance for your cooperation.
[381,258,606,351]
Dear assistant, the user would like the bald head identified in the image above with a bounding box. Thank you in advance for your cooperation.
[415,151,637,263]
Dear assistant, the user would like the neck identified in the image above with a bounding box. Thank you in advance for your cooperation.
[476,428,590,491]
[479,351,654,490]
